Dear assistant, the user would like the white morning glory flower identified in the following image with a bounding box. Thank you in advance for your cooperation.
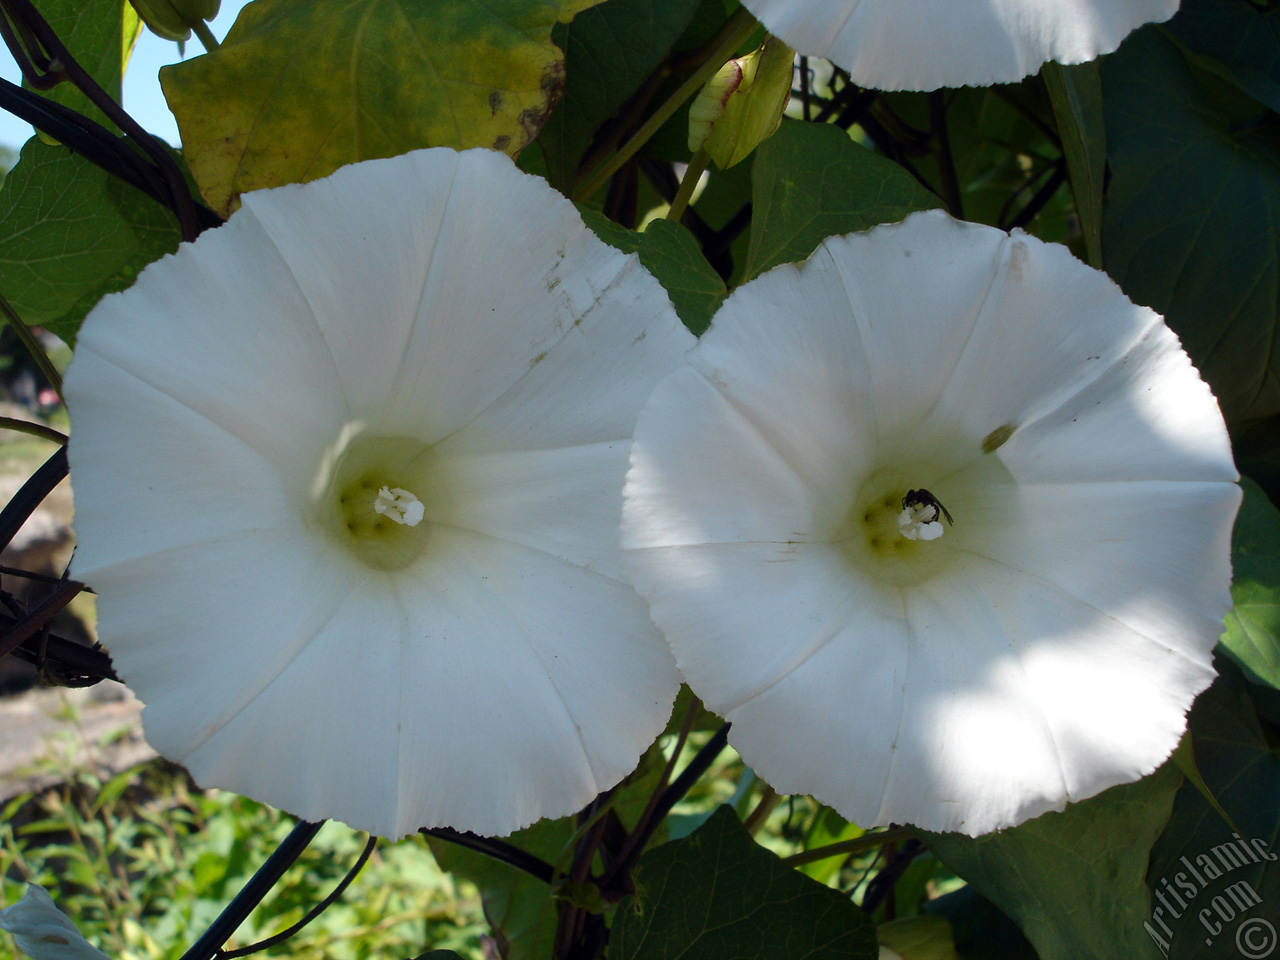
[65,148,695,838]
[744,0,1178,91]
[622,210,1240,836]
[0,884,111,960]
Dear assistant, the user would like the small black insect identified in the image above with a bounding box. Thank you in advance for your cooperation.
[901,489,953,526]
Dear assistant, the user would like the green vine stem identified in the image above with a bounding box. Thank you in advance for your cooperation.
[667,148,710,224]
[178,820,326,960]
[191,18,220,52]
[782,825,917,867]
[0,416,67,445]
[0,290,62,401]
[3,0,206,240]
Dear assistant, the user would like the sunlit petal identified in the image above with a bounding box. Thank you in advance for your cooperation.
[624,209,1239,835]
[66,148,693,837]
[743,0,1179,90]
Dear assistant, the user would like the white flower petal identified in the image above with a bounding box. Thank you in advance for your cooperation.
[67,148,692,837]
[623,368,822,549]
[963,479,1239,650]
[918,229,1161,445]
[234,152,468,421]
[681,256,882,526]
[182,529,678,837]
[623,211,1238,835]
[86,527,352,761]
[742,0,1179,91]
[887,559,1216,833]
[996,321,1240,484]
[719,608,910,824]
[67,352,300,572]
[713,545,1221,836]
[180,577,412,834]
[394,531,678,835]
[440,254,695,452]
[813,216,1010,461]
[244,149,662,442]
[427,441,631,579]
[0,885,111,960]
[813,213,1155,466]
[625,541,891,712]
[870,570,1081,833]
[71,198,349,471]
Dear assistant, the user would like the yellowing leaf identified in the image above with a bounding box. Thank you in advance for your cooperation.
[161,0,602,216]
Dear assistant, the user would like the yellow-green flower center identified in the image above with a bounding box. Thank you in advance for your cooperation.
[312,427,440,571]
[838,470,955,586]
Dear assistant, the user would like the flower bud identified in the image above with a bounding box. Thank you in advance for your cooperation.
[175,0,220,20]
[688,36,794,169]
[127,0,219,41]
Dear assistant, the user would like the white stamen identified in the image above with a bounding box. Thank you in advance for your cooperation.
[898,506,944,541]
[373,486,425,526]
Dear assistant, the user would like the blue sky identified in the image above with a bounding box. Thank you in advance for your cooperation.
[1,1,250,153]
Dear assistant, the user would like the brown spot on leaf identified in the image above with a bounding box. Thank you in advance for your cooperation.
[514,60,567,149]
[489,90,504,115]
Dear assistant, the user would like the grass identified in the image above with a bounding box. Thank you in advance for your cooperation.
[0,703,487,960]
[0,692,960,960]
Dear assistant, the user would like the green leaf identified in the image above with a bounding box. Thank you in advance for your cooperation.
[1220,478,1280,689]
[437,815,568,960]
[921,763,1182,960]
[161,0,604,217]
[1171,735,1241,837]
[582,211,724,334]
[1235,416,1280,508]
[687,152,753,285]
[876,916,960,960]
[27,0,142,134]
[90,768,136,814]
[1145,657,1280,960]
[1166,0,1280,115]
[925,885,1039,960]
[1043,61,1105,268]
[427,748,669,960]
[610,805,878,960]
[629,220,726,335]
[0,137,181,345]
[540,0,703,192]
[1101,26,1280,428]
[871,85,1074,244]
[743,118,941,282]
